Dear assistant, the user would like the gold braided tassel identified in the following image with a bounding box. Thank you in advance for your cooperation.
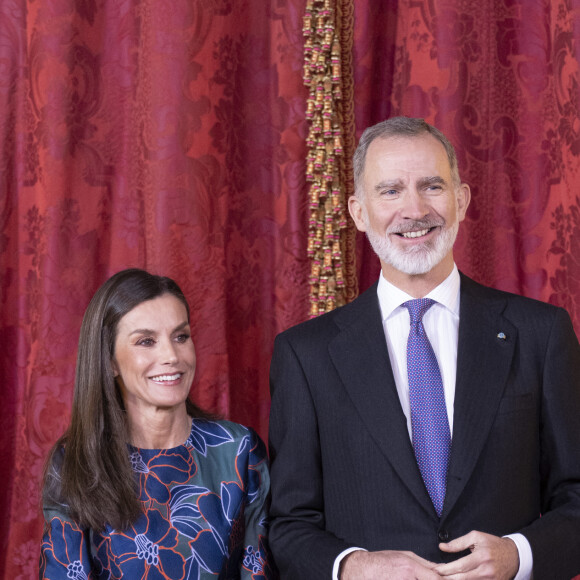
[304,0,349,318]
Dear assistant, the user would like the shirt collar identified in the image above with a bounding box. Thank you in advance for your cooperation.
[377,264,461,322]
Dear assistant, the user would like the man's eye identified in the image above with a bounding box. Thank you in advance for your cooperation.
[381,189,398,196]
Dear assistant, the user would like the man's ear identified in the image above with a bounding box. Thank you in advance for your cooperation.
[348,195,368,232]
[456,183,471,222]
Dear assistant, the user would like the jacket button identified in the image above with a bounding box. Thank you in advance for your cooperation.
[438,529,449,542]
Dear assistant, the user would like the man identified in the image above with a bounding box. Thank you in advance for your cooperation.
[268,117,580,579]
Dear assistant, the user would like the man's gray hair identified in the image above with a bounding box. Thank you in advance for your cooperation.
[353,117,461,196]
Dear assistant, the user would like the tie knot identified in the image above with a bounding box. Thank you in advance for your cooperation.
[404,298,436,324]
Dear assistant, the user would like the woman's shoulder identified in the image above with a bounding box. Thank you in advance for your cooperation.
[186,418,265,459]
[187,418,259,442]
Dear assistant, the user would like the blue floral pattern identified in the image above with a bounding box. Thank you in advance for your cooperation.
[40,420,275,579]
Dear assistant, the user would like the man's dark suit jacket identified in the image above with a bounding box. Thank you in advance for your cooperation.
[268,274,580,579]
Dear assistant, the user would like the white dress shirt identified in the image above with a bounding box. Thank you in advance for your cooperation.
[333,267,532,579]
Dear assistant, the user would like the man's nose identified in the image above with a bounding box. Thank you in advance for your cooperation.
[401,189,429,219]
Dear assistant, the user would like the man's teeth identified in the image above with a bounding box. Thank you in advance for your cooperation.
[402,228,430,238]
[152,373,181,382]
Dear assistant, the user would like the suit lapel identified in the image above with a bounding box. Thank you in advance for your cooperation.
[442,275,517,518]
[328,284,437,519]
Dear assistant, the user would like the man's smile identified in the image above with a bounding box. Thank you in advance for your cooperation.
[399,228,433,239]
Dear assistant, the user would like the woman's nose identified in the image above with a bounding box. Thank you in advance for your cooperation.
[159,340,178,364]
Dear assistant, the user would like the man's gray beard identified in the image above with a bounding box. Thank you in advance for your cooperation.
[365,219,459,275]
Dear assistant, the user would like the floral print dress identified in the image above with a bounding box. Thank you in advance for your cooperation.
[40,419,275,579]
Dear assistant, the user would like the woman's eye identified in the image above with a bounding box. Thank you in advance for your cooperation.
[137,337,155,347]
[175,334,190,343]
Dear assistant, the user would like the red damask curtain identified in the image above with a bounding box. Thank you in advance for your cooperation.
[0,0,308,574]
[2,0,580,576]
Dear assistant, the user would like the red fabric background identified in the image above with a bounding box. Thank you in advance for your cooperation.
[1,0,579,576]
[0,0,309,574]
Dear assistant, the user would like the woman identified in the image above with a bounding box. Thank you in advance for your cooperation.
[40,269,275,579]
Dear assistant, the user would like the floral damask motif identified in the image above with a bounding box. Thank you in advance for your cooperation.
[209,31,287,196]
[496,5,552,96]
[24,205,45,270]
[496,18,523,69]
[430,10,481,65]
[12,539,44,580]
[552,21,580,157]
[549,200,580,328]
[541,128,566,186]
[211,36,239,97]
[30,41,102,159]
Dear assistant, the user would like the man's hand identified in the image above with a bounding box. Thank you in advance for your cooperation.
[341,549,441,579]
[434,531,519,579]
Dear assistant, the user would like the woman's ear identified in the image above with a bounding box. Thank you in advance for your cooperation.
[111,359,119,378]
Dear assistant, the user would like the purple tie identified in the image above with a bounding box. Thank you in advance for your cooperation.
[404,298,450,517]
